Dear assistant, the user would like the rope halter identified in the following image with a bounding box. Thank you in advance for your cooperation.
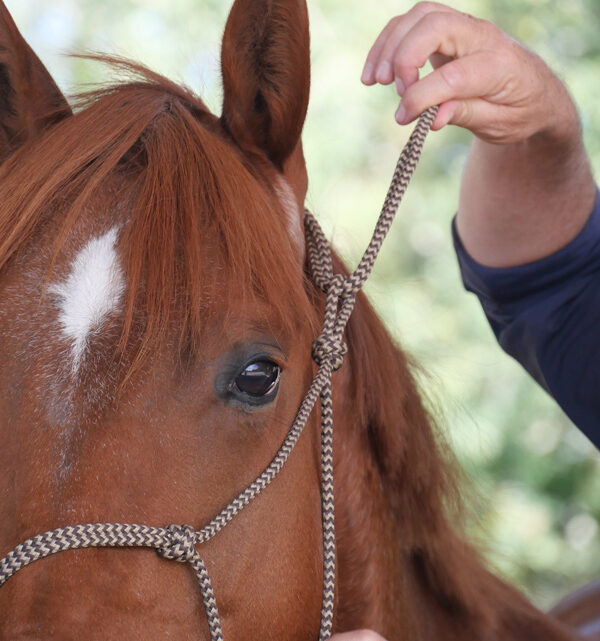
[0,105,439,641]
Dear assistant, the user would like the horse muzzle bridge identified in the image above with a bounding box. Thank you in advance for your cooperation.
[0,106,439,641]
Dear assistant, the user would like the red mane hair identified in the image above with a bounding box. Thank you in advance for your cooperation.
[0,59,316,380]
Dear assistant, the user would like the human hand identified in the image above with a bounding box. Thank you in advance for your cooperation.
[331,631,387,641]
[361,1,578,144]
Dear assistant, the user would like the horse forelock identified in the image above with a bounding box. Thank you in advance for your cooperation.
[0,58,315,403]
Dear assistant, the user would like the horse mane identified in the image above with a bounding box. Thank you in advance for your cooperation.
[339,255,555,633]
[0,57,315,380]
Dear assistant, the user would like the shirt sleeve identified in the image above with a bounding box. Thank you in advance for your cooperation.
[453,188,600,447]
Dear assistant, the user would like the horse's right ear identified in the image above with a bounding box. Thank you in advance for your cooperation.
[0,2,71,161]
[220,0,310,170]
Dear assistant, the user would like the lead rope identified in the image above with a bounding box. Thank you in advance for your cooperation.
[0,105,438,640]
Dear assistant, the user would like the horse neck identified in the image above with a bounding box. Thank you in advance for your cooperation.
[332,280,579,641]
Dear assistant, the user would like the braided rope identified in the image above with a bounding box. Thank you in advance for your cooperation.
[0,105,438,640]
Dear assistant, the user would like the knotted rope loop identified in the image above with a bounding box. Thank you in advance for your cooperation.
[324,274,355,300]
[311,334,348,371]
[157,524,199,563]
[310,273,355,371]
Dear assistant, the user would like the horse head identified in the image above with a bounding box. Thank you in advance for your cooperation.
[0,1,595,641]
[0,1,327,638]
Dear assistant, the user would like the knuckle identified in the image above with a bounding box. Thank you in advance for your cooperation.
[453,100,472,125]
[421,10,455,36]
[506,37,533,66]
[494,48,517,74]
[385,16,402,32]
[460,11,495,32]
[400,93,419,114]
[393,59,415,77]
[482,18,505,39]
[462,101,474,123]
[422,11,445,31]
[473,15,508,46]
[439,61,466,90]
[385,14,411,39]
[413,1,441,15]
[491,37,513,60]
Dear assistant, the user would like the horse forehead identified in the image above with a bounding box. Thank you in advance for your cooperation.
[0,216,126,441]
[48,226,125,376]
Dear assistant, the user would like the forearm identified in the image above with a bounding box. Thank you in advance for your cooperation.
[362,3,597,270]
[457,99,596,268]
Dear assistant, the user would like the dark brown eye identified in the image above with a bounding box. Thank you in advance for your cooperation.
[234,360,281,398]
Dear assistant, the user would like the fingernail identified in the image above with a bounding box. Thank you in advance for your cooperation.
[361,62,374,84]
[375,60,391,83]
[395,77,405,96]
[395,104,407,124]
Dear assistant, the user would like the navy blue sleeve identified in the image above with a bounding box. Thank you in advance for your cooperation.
[453,189,600,448]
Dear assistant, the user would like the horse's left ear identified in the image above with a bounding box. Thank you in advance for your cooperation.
[0,2,72,160]
[220,0,310,169]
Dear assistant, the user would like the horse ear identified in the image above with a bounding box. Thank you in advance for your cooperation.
[220,0,310,169]
[0,2,71,160]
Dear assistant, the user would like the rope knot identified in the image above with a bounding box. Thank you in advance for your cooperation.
[325,274,354,300]
[158,524,198,563]
[312,334,348,371]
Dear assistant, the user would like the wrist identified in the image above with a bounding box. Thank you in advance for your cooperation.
[473,83,586,193]
[535,73,582,149]
[459,113,594,268]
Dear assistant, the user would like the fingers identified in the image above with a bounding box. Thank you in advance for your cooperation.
[392,13,495,96]
[414,98,525,144]
[430,100,457,130]
[378,6,462,87]
[362,2,563,142]
[394,51,503,124]
[362,17,404,85]
[363,3,501,106]
[362,2,460,85]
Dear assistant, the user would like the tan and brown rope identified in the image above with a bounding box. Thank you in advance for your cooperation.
[0,105,438,641]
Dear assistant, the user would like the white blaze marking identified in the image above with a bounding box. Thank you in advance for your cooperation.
[49,227,125,374]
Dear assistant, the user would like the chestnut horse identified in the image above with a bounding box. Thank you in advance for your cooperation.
[0,0,597,639]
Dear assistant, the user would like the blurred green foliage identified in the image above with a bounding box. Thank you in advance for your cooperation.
[6,0,599,610]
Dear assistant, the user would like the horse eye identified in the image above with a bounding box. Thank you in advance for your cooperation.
[233,360,281,398]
